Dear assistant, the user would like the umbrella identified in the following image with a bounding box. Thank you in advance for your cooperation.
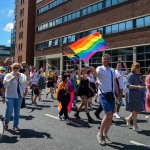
[0,66,6,71]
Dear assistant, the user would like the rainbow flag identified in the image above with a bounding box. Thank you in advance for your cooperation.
[63,51,80,62]
[69,32,108,61]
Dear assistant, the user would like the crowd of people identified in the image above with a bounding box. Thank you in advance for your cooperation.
[0,54,150,146]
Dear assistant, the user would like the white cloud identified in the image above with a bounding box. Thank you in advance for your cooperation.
[3,23,14,32]
[7,9,14,17]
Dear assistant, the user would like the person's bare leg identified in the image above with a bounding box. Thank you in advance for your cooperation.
[99,112,112,136]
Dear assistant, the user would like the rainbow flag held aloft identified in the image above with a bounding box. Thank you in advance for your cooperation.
[63,51,80,62]
[69,32,108,61]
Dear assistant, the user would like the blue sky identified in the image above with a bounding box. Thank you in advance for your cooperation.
[0,0,14,46]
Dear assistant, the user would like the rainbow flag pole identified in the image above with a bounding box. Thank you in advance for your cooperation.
[69,32,108,61]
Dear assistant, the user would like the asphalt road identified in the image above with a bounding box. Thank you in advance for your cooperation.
[0,89,150,150]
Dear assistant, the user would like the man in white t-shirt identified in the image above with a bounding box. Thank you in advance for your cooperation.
[114,62,129,119]
[96,54,119,146]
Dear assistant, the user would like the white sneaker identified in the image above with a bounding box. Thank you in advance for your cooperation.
[97,133,106,146]
[58,115,62,120]
[133,127,143,132]
[113,113,121,119]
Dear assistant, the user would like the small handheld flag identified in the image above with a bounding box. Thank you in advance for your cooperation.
[63,51,80,62]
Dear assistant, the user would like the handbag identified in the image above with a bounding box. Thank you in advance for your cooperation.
[99,70,115,103]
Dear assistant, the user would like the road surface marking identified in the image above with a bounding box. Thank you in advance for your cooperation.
[45,114,59,120]
[130,141,150,148]
[45,114,83,127]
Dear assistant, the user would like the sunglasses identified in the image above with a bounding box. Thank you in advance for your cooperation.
[13,67,19,70]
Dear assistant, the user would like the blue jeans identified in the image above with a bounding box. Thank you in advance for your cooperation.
[99,94,115,113]
[5,97,22,128]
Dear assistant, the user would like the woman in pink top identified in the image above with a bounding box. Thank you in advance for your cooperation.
[145,66,150,118]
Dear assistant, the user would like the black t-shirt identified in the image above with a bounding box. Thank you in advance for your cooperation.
[19,68,25,74]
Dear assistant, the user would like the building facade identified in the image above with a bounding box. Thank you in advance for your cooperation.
[14,0,36,65]
[34,0,150,75]
[0,45,11,66]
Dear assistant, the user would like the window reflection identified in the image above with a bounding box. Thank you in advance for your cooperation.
[112,0,118,5]
[105,26,111,34]
[126,20,133,30]
[105,0,111,7]
[119,22,125,32]
[136,18,144,28]
[112,24,118,33]
[145,16,150,26]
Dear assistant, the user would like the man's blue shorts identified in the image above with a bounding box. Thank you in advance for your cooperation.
[99,94,115,113]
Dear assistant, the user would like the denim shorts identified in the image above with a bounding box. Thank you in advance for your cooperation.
[99,94,115,113]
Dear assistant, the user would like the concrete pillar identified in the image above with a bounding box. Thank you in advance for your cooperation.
[46,59,49,74]
[133,47,137,63]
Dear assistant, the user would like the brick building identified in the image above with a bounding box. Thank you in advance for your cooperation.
[34,0,150,74]
[14,0,36,65]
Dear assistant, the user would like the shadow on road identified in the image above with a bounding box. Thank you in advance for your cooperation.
[6,129,52,139]
[20,115,35,120]
[42,100,54,102]
[108,142,150,150]
[138,130,150,137]
[26,106,42,112]
[0,135,19,143]
[68,118,92,128]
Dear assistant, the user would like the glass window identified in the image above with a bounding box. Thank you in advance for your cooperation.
[49,21,52,27]
[145,16,150,26]
[68,36,72,43]
[68,14,72,21]
[63,16,68,22]
[63,37,67,44]
[71,35,75,42]
[118,0,125,3]
[87,6,92,14]
[119,22,125,32]
[146,54,150,59]
[53,1,57,7]
[55,19,60,25]
[97,2,102,10]
[52,20,56,26]
[112,24,119,33]
[49,41,52,47]
[137,46,144,53]
[145,45,150,53]
[105,26,112,34]
[105,0,111,7]
[126,55,133,61]
[71,12,76,19]
[49,3,53,8]
[97,28,103,35]
[112,0,118,5]
[126,20,133,30]
[93,4,98,12]
[54,39,59,45]
[136,18,144,28]
[91,29,97,34]
[82,8,87,16]
[59,38,62,45]
[76,11,80,18]
[59,18,63,24]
